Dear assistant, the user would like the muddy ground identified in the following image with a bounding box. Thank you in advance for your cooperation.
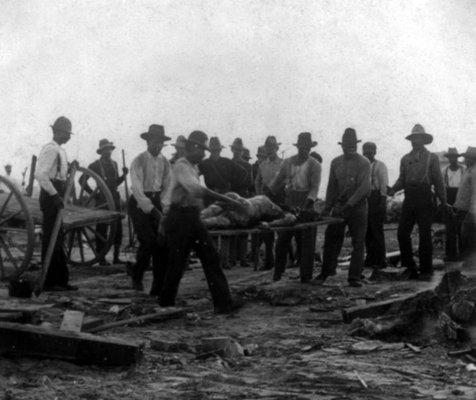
[1,225,476,400]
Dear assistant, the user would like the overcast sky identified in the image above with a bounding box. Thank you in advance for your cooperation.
[1,0,475,189]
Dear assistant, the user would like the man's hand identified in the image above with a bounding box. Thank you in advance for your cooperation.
[52,194,64,209]
[150,207,162,222]
[387,186,395,197]
[122,167,129,176]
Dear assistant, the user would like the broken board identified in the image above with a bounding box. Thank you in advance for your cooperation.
[60,310,84,332]
[0,322,143,366]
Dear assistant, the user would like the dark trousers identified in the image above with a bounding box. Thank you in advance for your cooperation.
[128,194,167,292]
[321,203,368,282]
[365,191,386,268]
[159,206,233,309]
[275,227,316,282]
[461,211,476,259]
[397,185,433,273]
[40,183,69,287]
[444,188,460,260]
[251,232,275,269]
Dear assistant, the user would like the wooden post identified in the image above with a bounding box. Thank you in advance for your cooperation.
[35,163,78,296]
[121,149,134,248]
[25,155,37,197]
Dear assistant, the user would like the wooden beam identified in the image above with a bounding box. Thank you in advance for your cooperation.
[84,307,187,333]
[0,322,143,366]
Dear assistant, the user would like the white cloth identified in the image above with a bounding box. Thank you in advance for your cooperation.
[370,159,389,196]
[162,157,204,213]
[130,151,170,213]
[443,165,465,188]
[35,141,68,195]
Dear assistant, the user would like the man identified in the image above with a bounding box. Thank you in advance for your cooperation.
[35,116,77,291]
[230,138,253,197]
[159,130,244,313]
[454,146,476,260]
[362,142,388,277]
[442,147,466,261]
[252,146,267,186]
[388,124,449,280]
[315,128,370,287]
[270,132,321,282]
[170,135,187,165]
[129,124,171,293]
[254,136,283,270]
[199,137,247,195]
[81,139,128,265]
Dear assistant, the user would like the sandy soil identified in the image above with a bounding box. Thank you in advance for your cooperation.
[1,226,475,400]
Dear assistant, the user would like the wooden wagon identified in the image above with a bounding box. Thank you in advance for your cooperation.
[0,167,121,281]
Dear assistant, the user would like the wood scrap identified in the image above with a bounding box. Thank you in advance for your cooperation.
[85,307,186,333]
[60,310,84,332]
[354,371,368,389]
[81,316,105,332]
[0,321,143,366]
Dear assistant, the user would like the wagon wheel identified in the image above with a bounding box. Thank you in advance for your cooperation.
[0,176,35,281]
[64,167,117,267]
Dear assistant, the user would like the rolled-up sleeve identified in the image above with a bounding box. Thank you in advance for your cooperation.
[307,161,321,201]
[174,163,204,197]
[377,161,389,196]
[35,145,58,196]
[130,157,153,213]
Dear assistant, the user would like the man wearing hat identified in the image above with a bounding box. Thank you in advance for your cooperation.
[159,130,244,313]
[270,132,322,282]
[362,142,389,277]
[230,138,253,197]
[388,124,449,280]
[315,128,370,287]
[441,147,466,261]
[81,139,129,265]
[254,136,284,270]
[128,124,171,293]
[170,135,187,165]
[454,146,476,260]
[252,145,267,187]
[35,116,77,291]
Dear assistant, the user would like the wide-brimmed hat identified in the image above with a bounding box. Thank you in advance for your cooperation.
[242,148,251,161]
[405,124,433,145]
[97,138,115,154]
[186,130,209,151]
[264,135,281,149]
[230,138,245,150]
[140,124,171,142]
[460,146,476,159]
[256,145,267,157]
[444,147,460,158]
[338,128,361,146]
[51,116,73,135]
[294,132,317,148]
[209,137,225,150]
[172,135,187,149]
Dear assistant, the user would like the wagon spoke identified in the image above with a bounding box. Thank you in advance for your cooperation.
[77,230,85,263]
[0,210,23,227]
[0,237,19,271]
[0,192,13,219]
[81,228,98,257]
[85,188,99,207]
[85,225,107,243]
[65,231,75,259]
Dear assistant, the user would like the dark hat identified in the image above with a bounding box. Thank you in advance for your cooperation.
[460,146,476,159]
[405,124,433,145]
[338,128,361,146]
[444,147,460,158]
[264,136,281,149]
[97,138,115,154]
[310,151,322,163]
[230,138,245,150]
[186,130,209,151]
[242,148,251,161]
[172,135,187,149]
[209,136,225,150]
[294,132,317,148]
[256,145,267,157]
[51,116,73,135]
[140,124,171,142]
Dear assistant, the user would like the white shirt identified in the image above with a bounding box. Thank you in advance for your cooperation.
[443,165,465,188]
[130,151,170,213]
[370,159,389,196]
[35,141,68,195]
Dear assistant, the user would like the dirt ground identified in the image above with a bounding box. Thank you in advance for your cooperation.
[1,225,476,400]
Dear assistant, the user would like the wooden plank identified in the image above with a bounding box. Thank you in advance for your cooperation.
[60,310,84,332]
[0,321,143,366]
[85,307,187,333]
[0,312,24,323]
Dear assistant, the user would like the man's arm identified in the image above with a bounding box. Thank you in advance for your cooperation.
[346,159,371,207]
[378,161,389,196]
[35,145,58,196]
[324,160,338,210]
[307,160,321,202]
[130,157,153,213]
[430,153,447,205]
